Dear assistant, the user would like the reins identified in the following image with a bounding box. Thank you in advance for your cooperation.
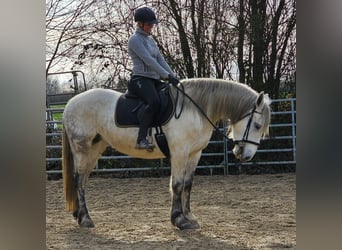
[171,82,229,140]
[171,82,262,146]
[173,82,185,119]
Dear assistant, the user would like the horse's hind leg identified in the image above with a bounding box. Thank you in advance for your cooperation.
[72,138,108,227]
[74,171,94,227]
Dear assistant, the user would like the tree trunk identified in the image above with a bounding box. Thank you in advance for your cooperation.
[168,0,195,78]
[191,0,206,77]
[250,0,266,91]
[275,13,296,99]
[238,0,246,83]
[267,0,285,98]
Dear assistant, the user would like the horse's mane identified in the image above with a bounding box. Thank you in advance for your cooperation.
[179,78,271,135]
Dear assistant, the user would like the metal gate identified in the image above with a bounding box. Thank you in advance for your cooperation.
[46,98,296,175]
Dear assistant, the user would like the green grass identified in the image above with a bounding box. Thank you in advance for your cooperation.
[49,104,65,120]
[47,104,65,130]
[52,112,63,121]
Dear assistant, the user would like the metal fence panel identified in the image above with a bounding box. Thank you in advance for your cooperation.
[46,98,296,175]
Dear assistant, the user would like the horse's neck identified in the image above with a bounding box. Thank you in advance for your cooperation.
[202,84,255,123]
[178,79,256,123]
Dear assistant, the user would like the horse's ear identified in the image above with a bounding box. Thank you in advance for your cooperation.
[256,92,264,107]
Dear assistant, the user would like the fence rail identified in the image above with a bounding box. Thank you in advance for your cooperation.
[46,98,296,175]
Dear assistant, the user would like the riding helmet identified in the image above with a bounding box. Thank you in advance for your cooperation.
[134,6,159,24]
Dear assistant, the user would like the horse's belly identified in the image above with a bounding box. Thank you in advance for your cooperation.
[104,127,166,159]
[114,146,166,159]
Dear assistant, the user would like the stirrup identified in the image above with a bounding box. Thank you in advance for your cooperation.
[135,139,155,151]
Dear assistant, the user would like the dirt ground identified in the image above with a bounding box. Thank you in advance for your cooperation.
[46,173,296,249]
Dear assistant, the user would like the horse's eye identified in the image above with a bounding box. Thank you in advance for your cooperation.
[254,123,261,130]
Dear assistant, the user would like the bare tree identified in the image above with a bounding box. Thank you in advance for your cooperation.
[46,76,60,95]
[157,0,238,79]
[271,1,296,99]
[161,0,195,78]
[46,0,296,97]
[69,0,136,88]
[236,0,296,98]
[207,0,238,79]
[46,0,96,76]
[237,0,246,83]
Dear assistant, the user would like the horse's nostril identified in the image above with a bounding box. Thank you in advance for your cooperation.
[233,146,242,156]
[242,156,252,162]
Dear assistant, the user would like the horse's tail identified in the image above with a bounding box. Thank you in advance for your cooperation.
[62,124,77,212]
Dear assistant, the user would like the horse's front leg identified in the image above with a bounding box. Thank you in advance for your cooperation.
[170,174,194,230]
[182,172,200,228]
[182,151,201,228]
[74,172,95,227]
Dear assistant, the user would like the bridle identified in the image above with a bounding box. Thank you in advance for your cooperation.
[232,104,262,147]
[171,82,263,147]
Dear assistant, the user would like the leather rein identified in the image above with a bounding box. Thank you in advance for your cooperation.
[171,83,262,147]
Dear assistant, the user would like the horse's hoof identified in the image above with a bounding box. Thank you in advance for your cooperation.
[190,221,200,229]
[78,217,95,228]
[72,211,78,219]
[174,214,195,230]
[179,221,195,230]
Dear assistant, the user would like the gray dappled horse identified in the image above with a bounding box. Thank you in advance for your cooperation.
[62,78,271,230]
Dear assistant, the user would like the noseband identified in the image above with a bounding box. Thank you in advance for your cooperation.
[233,105,262,147]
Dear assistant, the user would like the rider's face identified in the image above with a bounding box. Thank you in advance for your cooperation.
[138,22,154,34]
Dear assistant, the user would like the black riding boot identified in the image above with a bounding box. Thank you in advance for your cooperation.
[136,127,154,150]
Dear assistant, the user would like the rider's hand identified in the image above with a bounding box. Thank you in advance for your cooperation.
[168,74,180,86]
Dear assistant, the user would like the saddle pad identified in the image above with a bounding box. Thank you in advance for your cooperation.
[115,86,175,128]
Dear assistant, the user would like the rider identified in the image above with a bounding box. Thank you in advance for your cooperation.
[128,6,179,150]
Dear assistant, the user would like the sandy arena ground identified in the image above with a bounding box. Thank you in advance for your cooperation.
[46,173,296,249]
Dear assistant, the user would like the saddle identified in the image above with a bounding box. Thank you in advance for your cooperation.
[115,84,175,157]
[115,84,175,128]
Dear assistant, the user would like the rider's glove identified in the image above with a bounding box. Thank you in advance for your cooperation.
[168,74,180,86]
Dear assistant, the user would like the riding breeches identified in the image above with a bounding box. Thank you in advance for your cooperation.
[127,76,162,141]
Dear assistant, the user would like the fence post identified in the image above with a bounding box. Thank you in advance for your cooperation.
[223,121,229,175]
[291,99,296,162]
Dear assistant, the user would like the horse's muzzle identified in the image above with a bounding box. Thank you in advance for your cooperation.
[233,144,254,162]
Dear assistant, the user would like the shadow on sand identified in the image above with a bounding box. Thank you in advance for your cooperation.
[63,226,250,250]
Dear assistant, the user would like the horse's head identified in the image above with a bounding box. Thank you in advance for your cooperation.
[228,92,271,162]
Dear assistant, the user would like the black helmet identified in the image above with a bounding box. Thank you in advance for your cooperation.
[134,7,159,24]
